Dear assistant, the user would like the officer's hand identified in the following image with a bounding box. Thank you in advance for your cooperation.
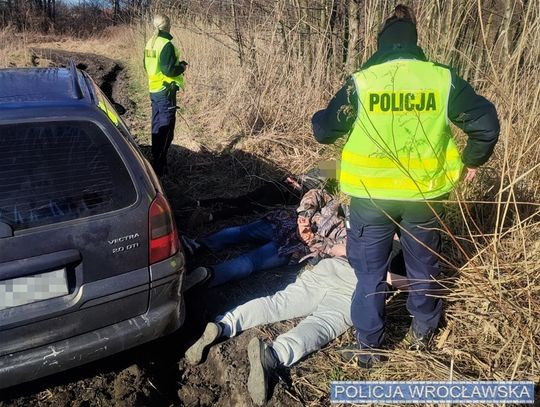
[463,167,477,183]
[177,61,188,75]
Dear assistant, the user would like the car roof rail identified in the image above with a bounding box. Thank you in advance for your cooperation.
[69,60,84,100]
[80,70,97,104]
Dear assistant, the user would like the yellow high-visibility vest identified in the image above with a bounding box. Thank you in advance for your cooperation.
[340,59,463,200]
[97,100,119,125]
[144,35,185,93]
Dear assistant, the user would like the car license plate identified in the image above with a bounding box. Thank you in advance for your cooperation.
[0,268,69,310]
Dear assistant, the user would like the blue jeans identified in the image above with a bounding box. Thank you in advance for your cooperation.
[199,219,291,287]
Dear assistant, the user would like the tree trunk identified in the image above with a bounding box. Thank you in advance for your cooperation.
[113,0,120,25]
[502,0,514,59]
[345,0,359,73]
[231,0,245,65]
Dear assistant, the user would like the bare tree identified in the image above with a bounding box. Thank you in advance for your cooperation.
[345,0,359,73]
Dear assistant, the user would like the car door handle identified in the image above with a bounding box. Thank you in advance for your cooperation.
[0,250,81,281]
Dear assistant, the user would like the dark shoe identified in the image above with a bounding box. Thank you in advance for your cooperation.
[183,266,212,291]
[403,325,435,351]
[185,322,223,365]
[247,337,278,406]
[187,207,214,230]
[180,236,203,256]
[337,345,386,369]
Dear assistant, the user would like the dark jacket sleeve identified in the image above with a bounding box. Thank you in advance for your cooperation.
[159,42,186,77]
[312,77,357,144]
[448,71,500,167]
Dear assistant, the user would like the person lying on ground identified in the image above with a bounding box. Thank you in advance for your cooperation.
[187,168,333,228]
[181,188,347,288]
[184,251,407,406]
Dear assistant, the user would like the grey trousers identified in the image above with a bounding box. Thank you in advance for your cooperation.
[217,258,355,367]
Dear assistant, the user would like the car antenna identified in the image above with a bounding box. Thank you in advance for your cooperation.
[69,59,84,100]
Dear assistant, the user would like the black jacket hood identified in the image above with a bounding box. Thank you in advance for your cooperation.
[378,18,418,49]
[362,19,427,69]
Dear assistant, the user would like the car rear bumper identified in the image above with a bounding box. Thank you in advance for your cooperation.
[0,257,185,390]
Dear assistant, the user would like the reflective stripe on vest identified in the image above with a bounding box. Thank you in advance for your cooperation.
[97,100,119,125]
[340,59,463,200]
[144,36,185,93]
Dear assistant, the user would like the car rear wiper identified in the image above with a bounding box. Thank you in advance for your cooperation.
[0,221,13,238]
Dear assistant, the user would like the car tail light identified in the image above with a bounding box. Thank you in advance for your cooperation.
[149,193,179,265]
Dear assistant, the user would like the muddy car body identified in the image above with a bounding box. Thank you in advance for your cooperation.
[0,65,185,389]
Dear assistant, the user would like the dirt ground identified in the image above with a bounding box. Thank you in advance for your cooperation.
[0,50,314,406]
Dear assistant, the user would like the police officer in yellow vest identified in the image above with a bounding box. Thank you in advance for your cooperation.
[144,14,187,176]
[312,5,499,367]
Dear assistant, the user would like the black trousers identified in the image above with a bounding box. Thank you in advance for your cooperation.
[347,197,446,348]
[150,88,176,176]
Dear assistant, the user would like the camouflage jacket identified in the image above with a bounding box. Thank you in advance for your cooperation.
[295,188,347,260]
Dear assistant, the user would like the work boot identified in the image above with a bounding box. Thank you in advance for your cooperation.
[247,337,278,406]
[337,345,386,369]
[185,322,223,365]
[183,266,212,291]
[403,325,435,351]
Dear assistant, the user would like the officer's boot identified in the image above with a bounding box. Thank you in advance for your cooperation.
[337,346,387,369]
[403,324,435,351]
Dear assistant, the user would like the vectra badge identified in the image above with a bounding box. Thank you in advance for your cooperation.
[108,233,140,245]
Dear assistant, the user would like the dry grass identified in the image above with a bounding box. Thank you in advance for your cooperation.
[0,26,34,67]
[140,2,539,402]
[1,0,539,403]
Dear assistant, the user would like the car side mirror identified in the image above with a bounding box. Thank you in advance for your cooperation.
[113,103,126,115]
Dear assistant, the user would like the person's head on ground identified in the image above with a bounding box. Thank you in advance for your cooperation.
[153,14,171,34]
[292,163,339,195]
[299,167,326,191]
[378,4,418,50]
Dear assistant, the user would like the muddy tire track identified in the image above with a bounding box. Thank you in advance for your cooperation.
[31,48,136,122]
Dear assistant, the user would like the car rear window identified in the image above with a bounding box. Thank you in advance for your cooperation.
[0,121,137,231]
